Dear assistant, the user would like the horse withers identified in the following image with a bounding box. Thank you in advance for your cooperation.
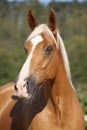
[0,9,85,130]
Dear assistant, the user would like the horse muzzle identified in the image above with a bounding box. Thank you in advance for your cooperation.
[14,76,38,99]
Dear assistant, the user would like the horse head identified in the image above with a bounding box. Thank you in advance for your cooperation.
[15,9,59,99]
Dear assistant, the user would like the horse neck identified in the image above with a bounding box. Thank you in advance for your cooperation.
[50,48,75,111]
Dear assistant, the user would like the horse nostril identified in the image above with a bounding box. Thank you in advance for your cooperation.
[15,85,18,92]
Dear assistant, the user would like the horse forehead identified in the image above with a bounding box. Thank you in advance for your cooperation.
[31,35,43,46]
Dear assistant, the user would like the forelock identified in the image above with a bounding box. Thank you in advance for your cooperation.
[26,24,58,48]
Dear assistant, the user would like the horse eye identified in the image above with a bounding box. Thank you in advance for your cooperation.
[44,45,53,54]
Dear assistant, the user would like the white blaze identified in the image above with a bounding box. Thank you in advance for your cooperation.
[17,35,43,87]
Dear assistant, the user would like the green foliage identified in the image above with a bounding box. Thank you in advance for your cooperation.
[65,35,87,83]
[86,122,87,130]
[76,83,87,113]
[0,0,9,17]
[0,48,25,84]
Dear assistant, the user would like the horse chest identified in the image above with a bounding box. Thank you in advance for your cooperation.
[28,107,60,130]
[28,117,58,130]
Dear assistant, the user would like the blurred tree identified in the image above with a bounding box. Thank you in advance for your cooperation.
[0,0,9,17]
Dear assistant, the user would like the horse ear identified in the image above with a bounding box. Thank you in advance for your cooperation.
[28,10,38,30]
[48,8,57,39]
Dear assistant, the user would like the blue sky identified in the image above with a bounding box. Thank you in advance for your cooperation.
[7,0,85,5]
[39,0,84,5]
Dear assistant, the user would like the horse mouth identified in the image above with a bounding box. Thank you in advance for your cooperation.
[15,78,43,99]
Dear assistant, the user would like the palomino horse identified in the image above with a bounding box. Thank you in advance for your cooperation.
[0,9,85,130]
